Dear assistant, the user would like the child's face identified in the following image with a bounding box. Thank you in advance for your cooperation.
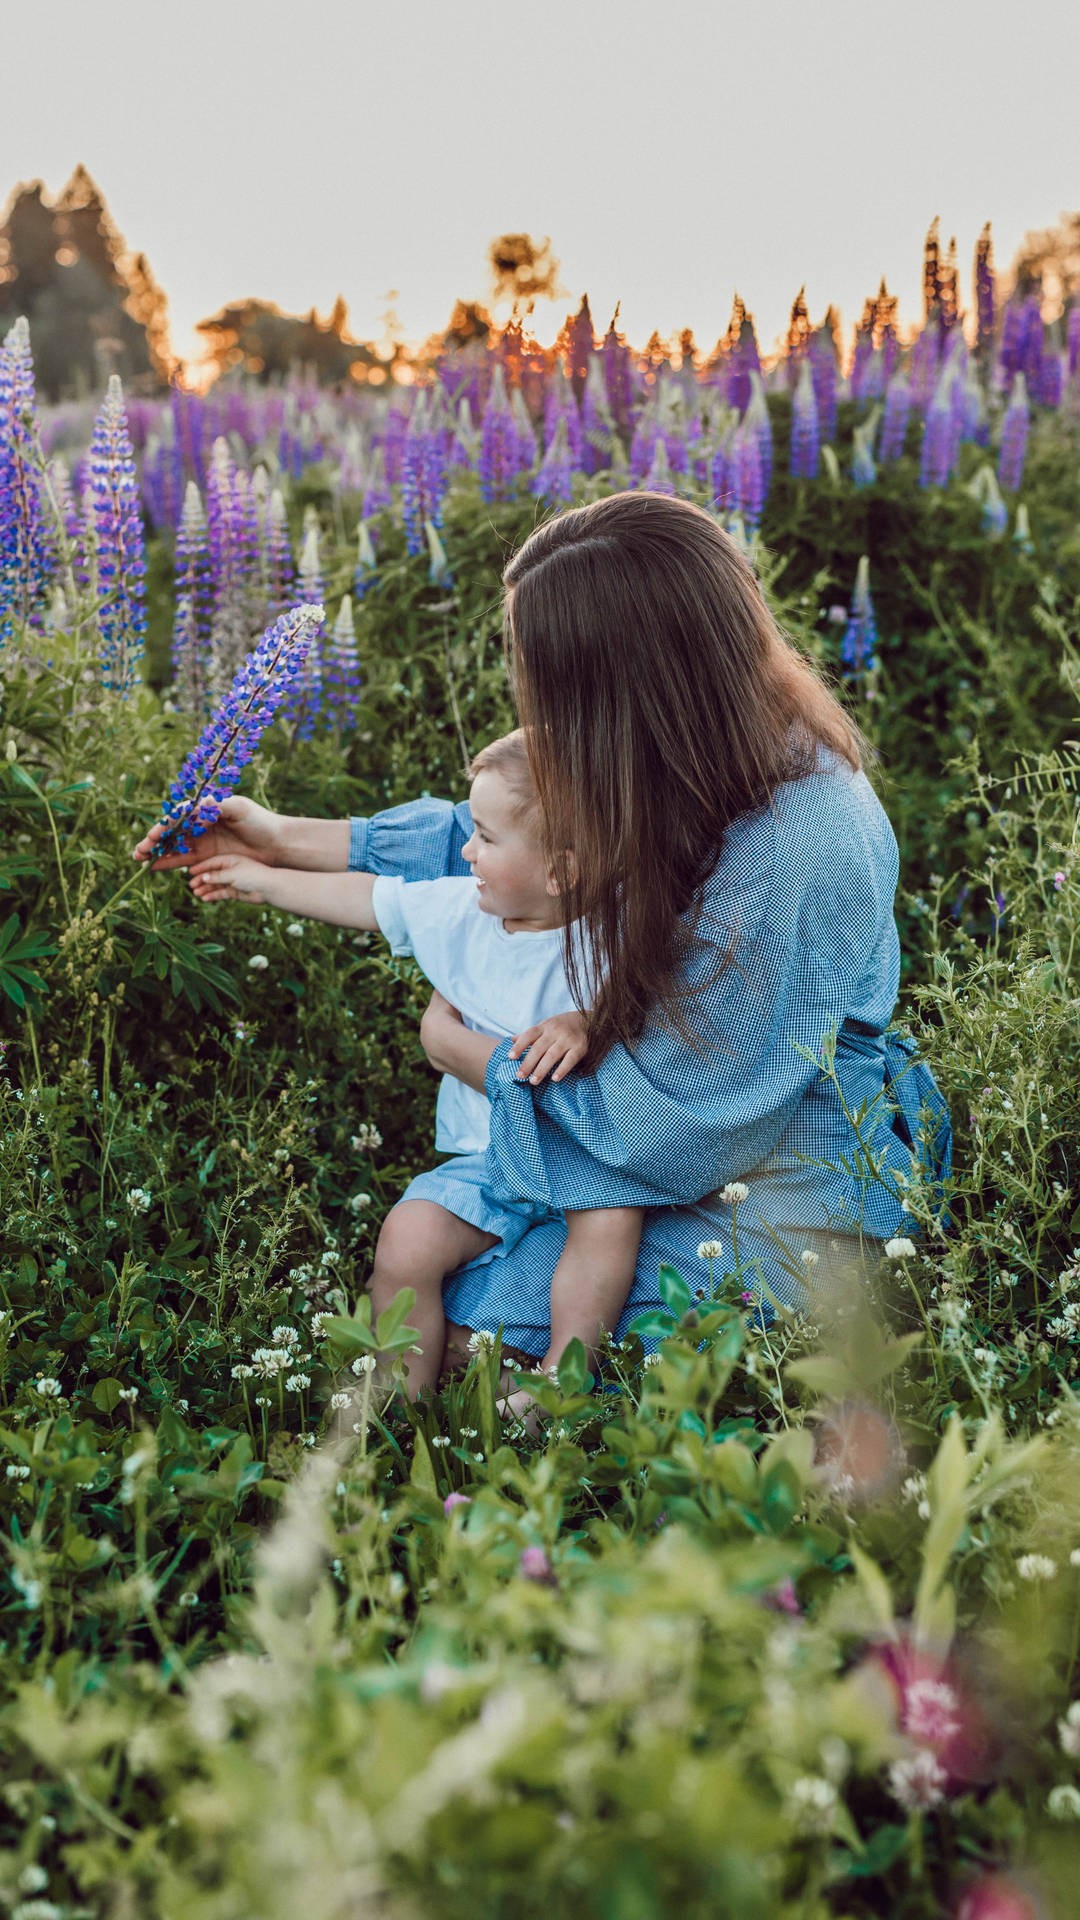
[461,770,557,926]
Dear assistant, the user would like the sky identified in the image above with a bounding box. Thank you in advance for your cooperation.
[4,0,1079,376]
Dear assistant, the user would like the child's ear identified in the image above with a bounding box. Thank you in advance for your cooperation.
[545,850,577,897]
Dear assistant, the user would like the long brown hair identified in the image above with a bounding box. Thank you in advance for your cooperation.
[502,491,865,1070]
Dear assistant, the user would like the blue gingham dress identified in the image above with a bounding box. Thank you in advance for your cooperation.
[348,756,951,1353]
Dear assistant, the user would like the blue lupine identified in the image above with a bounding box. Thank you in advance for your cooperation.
[88,374,147,695]
[878,373,912,463]
[642,437,676,496]
[0,317,51,642]
[354,518,377,601]
[997,374,1030,493]
[325,593,361,716]
[401,392,449,558]
[532,415,574,507]
[809,329,838,443]
[789,359,819,479]
[744,373,773,494]
[154,603,324,857]
[710,433,735,512]
[46,456,86,589]
[840,556,878,681]
[478,365,524,503]
[171,481,212,715]
[734,424,764,530]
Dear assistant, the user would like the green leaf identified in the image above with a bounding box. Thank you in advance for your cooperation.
[760,1459,801,1534]
[841,1824,909,1878]
[91,1378,124,1414]
[375,1288,419,1350]
[657,1263,692,1318]
[627,1311,676,1344]
[556,1337,589,1397]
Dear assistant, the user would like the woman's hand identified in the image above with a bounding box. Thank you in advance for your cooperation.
[134,796,286,872]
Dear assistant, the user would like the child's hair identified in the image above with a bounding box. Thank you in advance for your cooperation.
[468,728,540,834]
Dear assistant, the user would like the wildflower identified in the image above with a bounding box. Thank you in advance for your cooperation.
[1048,1784,1080,1820]
[17,1869,49,1896]
[840,555,878,681]
[117,1386,139,1404]
[33,1377,62,1397]
[1016,1553,1056,1582]
[467,1329,496,1355]
[885,1237,917,1260]
[126,1186,152,1213]
[248,953,269,971]
[251,1347,290,1377]
[997,372,1030,493]
[519,1545,557,1585]
[254,1394,271,1407]
[347,1191,372,1212]
[0,317,51,642]
[285,1373,311,1392]
[286,920,305,936]
[789,358,820,480]
[720,1182,749,1205]
[272,1325,300,1346]
[351,1354,377,1375]
[444,1492,471,1515]
[430,1434,450,1448]
[763,1577,801,1616]
[299,1433,315,1447]
[351,1124,383,1151]
[903,1679,962,1746]
[786,1774,837,1832]
[152,603,324,858]
[1058,1701,1080,1758]
[89,375,148,695]
[231,1364,255,1381]
[6,1463,29,1479]
[329,1391,351,1412]
[887,1749,948,1810]
[309,1313,330,1338]
[697,1239,724,1260]
[643,1352,663,1368]
[801,1249,820,1268]
[1054,872,1066,891]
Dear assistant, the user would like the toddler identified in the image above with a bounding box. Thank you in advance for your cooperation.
[187,730,642,1413]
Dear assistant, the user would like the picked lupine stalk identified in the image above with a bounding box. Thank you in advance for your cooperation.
[153,603,323,858]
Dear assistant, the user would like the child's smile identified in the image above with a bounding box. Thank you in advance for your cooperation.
[460,770,561,933]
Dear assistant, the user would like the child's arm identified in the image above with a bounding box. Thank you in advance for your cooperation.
[508,1010,588,1085]
[187,854,379,932]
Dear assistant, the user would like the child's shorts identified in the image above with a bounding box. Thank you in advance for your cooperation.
[396,1151,562,1270]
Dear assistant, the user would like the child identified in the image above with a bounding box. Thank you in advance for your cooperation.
[187,730,643,1412]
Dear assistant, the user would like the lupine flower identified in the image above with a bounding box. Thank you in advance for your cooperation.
[629,407,661,486]
[997,374,1029,492]
[284,516,326,739]
[978,467,1008,537]
[909,324,941,411]
[478,364,524,503]
[401,390,449,557]
[87,375,148,694]
[543,368,584,467]
[809,329,838,443]
[354,518,377,601]
[532,415,575,507]
[920,366,958,488]
[325,594,361,715]
[974,224,995,359]
[744,372,773,492]
[602,312,637,436]
[878,372,912,463]
[206,437,257,691]
[709,435,734,512]
[262,487,295,618]
[171,481,212,715]
[361,446,392,520]
[46,455,87,589]
[789,358,819,479]
[0,317,51,643]
[841,555,878,681]
[1068,306,1080,380]
[733,424,764,530]
[152,602,323,857]
[580,357,615,474]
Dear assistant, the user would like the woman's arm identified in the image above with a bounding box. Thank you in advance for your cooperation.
[134,797,350,872]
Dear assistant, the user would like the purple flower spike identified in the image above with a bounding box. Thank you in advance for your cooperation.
[919,369,957,488]
[478,364,523,504]
[401,390,450,558]
[878,374,912,463]
[1068,308,1080,379]
[532,415,574,507]
[325,593,361,716]
[263,487,295,619]
[89,374,147,695]
[997,374,1030,493]
[789,359,819,479]
[734,425,764,530]
[171,481,212,716]
[0,318,52,642]
[154,602,324,858]
[841,556,878,682]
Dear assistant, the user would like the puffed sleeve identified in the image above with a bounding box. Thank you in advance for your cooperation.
[482,928,845,1211]
[348,798,474,879]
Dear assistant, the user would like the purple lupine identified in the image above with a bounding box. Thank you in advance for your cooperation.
[602,312,636,438]
[401,391,449,558]
[919,368,957,488]
[286,516,326,740]
[997,299,1026,387]
[726,307,762,413]
[789,359,819,479]
[878,373,912,463]
[263,487,295,618]
[974,224,995,363]
[153,603,324,858]
[1036,352,1063,409]
[361,446,392,522]
[997,373,1030,492]
[909,324,941,412]
[380,401,410,487]
[744,373,773,496]
[532,415,574,507]
[580,357,615,475]
[734,424,764,530]
[511,386,538,473]
[354,518,377,601]
[171,480,212,715]
[543,372,584,468]
[325,593,361,718]
[841,556,878,681]
[629,408,661,486]
[206,437,256,689]
[46,456,86,589]
[709,434,735,512]
[1020,294,1045,390]
[642,437,676,496]
[849,325,874,404]
[565,294,595,406]
[88,374,147,695]
[0,317,51,642]
[1068,307,1080,379]
[478,365,524,504]
[810,321,839,442]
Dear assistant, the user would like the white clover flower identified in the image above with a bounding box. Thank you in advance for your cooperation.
[643,1352,663,1369]
[126,1186,152,1213]
[887,1750,948,1811]
[178,1591,198,1608]
[1048,1784,1080,1821]
[330,1391,351,1412]
[310,1313,330,1338]
[252,1347,290,1377]
[6,1464,29,1480]
[117,1386,139,1404]
[248,953,269,970]
[272,1325,300,1347]
[720,1182,750,1205]
[231,1364,254,1380]
[285,1373,311,1392]
[33,1377,62,1398]
[467,1329,496,1355]
[1058,1701,1080,1758]
[286,921,305,937]
[17,1867,49,1895]
[697,1240,724,1260]
[254,1394,271,1408]
[351,1354,377,1375]
[786,1775,838,1832]
[430,1435,450,1449]
[299,1433,315,1447]
[347,1191,373,1213]
[884,1237,917,1260]
[801,1248,820,1268]
[351,1124,383,1151]
[1017,1553,1057,1582]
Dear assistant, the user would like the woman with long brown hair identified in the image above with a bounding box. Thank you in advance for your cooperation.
[137,493,950,1366]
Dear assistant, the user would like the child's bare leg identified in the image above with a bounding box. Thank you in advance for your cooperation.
[370,1200,497,1398]
[502,1207,643,1425]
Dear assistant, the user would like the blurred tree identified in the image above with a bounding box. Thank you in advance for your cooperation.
[488,233,565,312]
[193,297,383,385]
[0,166,171,396]
[1009,212,1080,311]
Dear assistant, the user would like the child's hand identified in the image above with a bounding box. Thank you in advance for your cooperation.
[187,853,276,905]
[509,1010,588,1084]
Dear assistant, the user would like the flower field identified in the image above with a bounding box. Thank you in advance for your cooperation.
[3,231,1080,1916]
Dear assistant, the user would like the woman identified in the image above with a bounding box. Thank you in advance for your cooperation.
[138,493,950,1370]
